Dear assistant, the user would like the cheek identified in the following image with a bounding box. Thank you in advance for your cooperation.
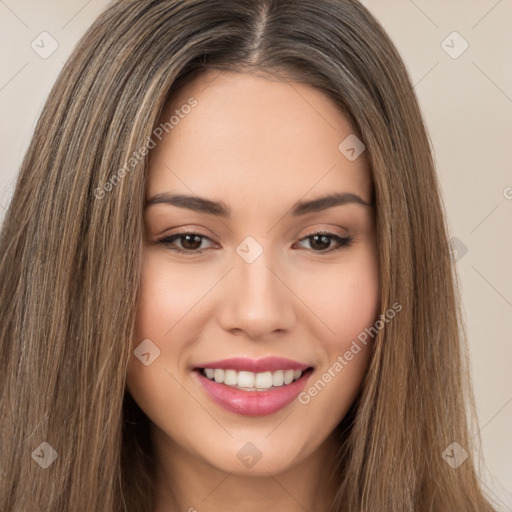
[127,253,189,388]
[127,250,223,394]
[299,247,380,353]
[295,252,379,423]
[133,251,211,344]
[336,265,380,341]
[126,252,204,429]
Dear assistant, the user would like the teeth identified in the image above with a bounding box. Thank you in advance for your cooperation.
[272,370,284,386]
[254,371,273,389]
[283,369,295,385]
[237,371,254,388]
[223,369,238,386]
[214,369,225,383]
[201,367,306,390]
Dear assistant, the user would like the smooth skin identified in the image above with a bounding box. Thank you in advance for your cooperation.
[125,69,380,512]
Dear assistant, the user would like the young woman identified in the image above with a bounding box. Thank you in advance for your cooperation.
[0,1,500,510]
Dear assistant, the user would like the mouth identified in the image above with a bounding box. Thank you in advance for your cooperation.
[195,367,314,391]
[192,366,315,416]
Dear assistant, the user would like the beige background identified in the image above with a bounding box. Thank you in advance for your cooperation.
[1,0,511,508]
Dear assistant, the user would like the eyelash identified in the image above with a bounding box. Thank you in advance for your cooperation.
[156,230,353,255]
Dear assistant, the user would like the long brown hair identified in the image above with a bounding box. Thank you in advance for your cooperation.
[0,0,500,510]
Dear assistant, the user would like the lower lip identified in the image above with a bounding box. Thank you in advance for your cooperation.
[193,369,313,417]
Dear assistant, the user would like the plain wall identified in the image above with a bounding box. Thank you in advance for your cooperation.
[1,0,511,508]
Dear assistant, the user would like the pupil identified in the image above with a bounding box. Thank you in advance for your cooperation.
[183,234,201,250]
[311,234,330,251]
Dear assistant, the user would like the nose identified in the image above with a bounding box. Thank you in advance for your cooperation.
[216,247,297,340]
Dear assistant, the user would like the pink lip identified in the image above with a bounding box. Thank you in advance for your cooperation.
[194,356,311,373]
[193,368,314,416]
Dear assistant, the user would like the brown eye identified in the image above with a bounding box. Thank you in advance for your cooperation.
[157,231,352,256]
[294,232,353,253]
[157,232,217,254]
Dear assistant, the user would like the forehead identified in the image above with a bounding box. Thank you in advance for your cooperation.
[147,70,372,206]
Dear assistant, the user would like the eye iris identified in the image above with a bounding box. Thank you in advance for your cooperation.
[181,234,202,250]
[310,234,331,251]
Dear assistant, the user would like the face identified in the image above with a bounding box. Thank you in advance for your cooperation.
[126,69,380,480]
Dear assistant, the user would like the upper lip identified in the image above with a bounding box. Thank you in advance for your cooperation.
[194,356,312,373]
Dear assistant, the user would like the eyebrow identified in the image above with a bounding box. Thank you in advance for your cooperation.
[145,191,374,217]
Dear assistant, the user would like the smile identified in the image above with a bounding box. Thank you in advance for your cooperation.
[192,357,314,416]
[200,368,305,390]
